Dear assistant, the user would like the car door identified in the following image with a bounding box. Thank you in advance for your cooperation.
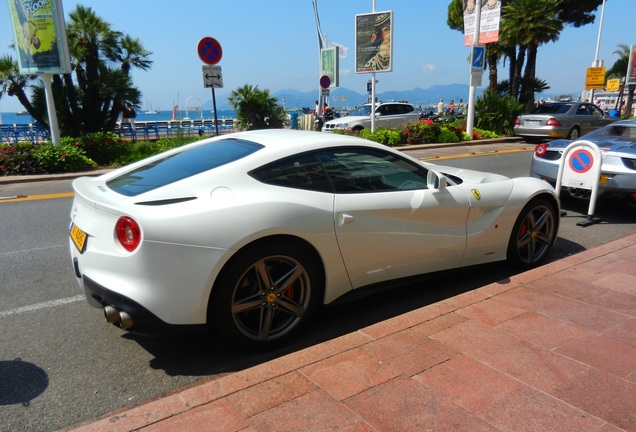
[318,147,470,289]
[589,104,614,130]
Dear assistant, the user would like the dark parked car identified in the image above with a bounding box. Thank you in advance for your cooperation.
[514,102,616,142]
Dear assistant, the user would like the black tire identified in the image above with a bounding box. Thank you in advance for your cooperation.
[507,197,558,268]
[567,127,580,140]
[210,241,322,349]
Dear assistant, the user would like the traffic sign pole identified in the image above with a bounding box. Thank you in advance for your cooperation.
[198,37,223,135]
[554,139,603,226]
[466,0,482,138]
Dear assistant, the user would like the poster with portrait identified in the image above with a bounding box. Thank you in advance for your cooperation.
[463,0,500,46]
[627,45,636,86]
[7,0,71,74]
[321,46,339,87]
[355,11,393,73]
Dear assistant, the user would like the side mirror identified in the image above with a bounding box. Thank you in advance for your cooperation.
[427,170,447,191]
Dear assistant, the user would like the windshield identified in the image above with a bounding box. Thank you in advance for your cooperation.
[107,138,263,196]
[531,104,571,114]
[348,105,373,116]
[585,123,636,141]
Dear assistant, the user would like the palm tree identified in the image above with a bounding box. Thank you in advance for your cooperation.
[606,44,634,117]
[0,55,45,125]
[62,5,153,134]
[500,0,562,110]
[228,84,287,130]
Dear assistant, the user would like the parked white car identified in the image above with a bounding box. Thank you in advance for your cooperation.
[322,102,420,132]
[69,129,559,348]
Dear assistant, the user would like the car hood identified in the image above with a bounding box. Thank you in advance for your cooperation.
[431,164,510,184]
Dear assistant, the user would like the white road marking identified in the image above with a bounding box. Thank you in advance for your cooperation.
[0,295,85,318]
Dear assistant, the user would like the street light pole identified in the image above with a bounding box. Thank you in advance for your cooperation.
[313,0,326,129]
[589,0,606,103]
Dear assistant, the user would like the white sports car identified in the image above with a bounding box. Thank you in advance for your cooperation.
[69,130,559,348]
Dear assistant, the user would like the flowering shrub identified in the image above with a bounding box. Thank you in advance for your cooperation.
[115,136,199,165]
[437,129,461,143]
[401,121,442,144]
[33,142,96,173]
[0,142,44,175]
[359,128,402,146]
[66,132,130,165]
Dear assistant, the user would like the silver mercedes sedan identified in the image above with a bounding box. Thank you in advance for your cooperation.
[514,102,616,142]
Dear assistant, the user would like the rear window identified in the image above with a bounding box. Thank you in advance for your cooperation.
[531,104,571,114]
[107,138,263,196]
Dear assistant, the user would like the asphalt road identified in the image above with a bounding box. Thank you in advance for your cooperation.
[1,143,634,431]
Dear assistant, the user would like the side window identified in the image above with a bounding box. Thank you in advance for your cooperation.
[250,153,332,193]
[577,105,591,115]
[590,105,604,116]
[376,105,390,116]
[318,147,429,193]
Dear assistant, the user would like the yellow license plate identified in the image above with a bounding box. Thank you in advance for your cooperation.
[70,223,87,253]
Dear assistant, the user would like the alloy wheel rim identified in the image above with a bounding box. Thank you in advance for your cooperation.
[231,255,311,341]
[516,205,555,264]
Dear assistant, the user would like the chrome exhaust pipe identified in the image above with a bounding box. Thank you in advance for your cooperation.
[104,305,119,323]
[118,311,133,330]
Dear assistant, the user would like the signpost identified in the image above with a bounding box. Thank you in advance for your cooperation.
[198,37,223,135]
[202,65,223,88]
[555,140,603,226]
[585,66,606,90]
[320,75,330,97]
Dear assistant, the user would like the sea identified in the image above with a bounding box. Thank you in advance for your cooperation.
[0,109,237,126]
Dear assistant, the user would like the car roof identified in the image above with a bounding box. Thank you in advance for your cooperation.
[214,129,388,154]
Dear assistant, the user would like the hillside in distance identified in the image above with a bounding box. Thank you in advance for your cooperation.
[207,84,481,112]
[276,84,479,110]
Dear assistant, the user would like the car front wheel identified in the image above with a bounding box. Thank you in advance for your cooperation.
[210,241,321,349]
[507,197,557,268]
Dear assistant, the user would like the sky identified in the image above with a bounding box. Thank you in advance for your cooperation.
[0,0,634,113]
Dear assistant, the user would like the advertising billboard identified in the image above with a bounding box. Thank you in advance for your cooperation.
[627,45,636,86]
[463,0,501,46]
[355,11,393,73]
[321,46,339,87]
[7,0,71,74]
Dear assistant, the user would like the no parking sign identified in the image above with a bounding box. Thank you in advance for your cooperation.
[555,139,603,226]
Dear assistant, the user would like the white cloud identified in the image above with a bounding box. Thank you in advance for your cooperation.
[420,64,436,74]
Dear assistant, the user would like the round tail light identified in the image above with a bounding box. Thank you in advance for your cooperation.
[534,143,549,157]
[115,217,141,252]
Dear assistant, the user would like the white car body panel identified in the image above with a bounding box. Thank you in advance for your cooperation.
[69,129,559,331]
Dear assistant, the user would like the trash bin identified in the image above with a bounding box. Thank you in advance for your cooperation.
[290,113,298,129]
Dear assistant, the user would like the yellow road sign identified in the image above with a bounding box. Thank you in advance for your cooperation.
[606,79,620,92]
[585,67,606,90]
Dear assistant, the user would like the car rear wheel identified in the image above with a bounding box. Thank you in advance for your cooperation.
[210,241,321,349]
[507,197,557,268]
[567,127,580,140]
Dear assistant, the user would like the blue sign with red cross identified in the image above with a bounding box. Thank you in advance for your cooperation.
[568,149,594,174]
[198,37,223,65]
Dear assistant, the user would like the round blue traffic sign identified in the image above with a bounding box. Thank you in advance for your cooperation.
[198,37,223,65]
[568,149,594,174]
[320,75,331,89]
